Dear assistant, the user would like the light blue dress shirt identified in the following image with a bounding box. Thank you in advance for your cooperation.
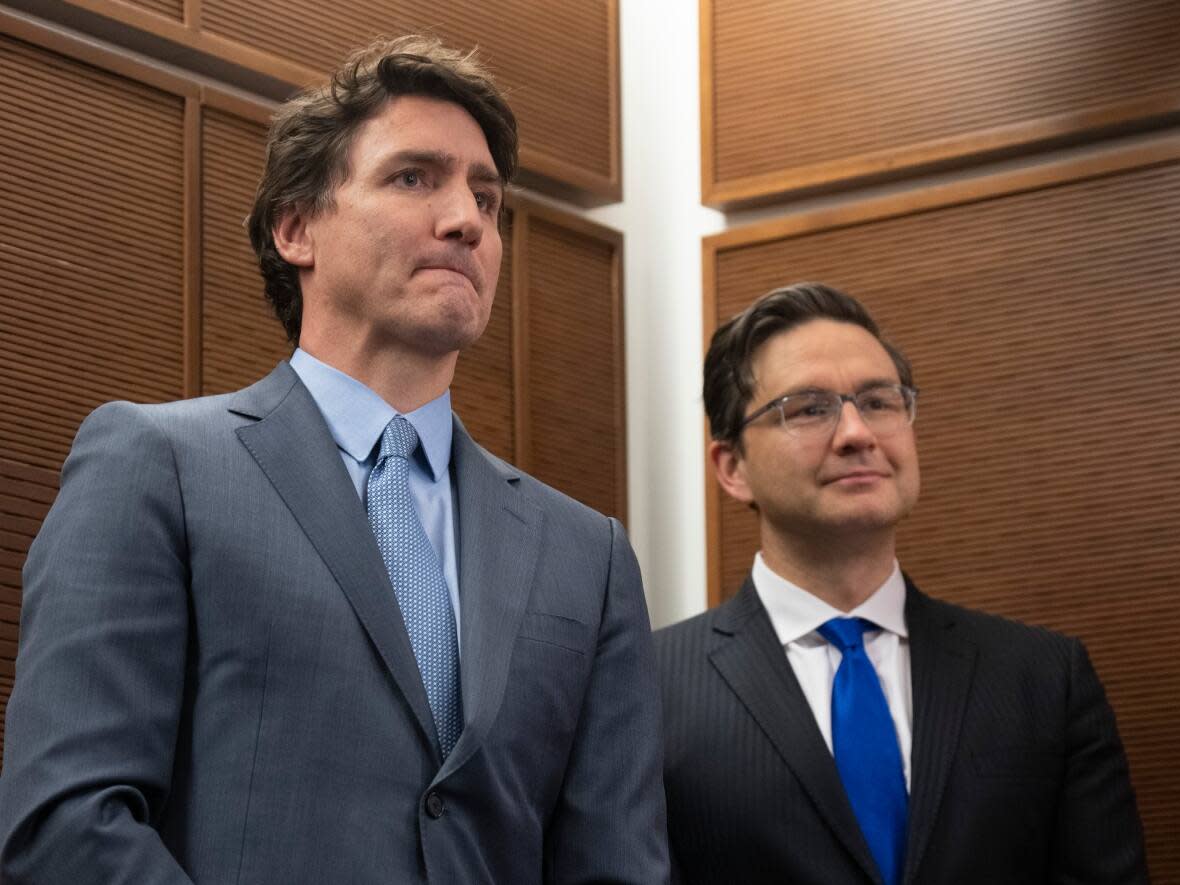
[289,348,461,637]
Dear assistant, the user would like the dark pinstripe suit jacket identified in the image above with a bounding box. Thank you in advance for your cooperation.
[655,576,1148,885]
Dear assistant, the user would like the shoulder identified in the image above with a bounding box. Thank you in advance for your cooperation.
[654,607,717,657]
[652,612,714,703]
[67,392,226,457]
[655,579,761,653]
[61,368,299,497]
[77,364,295,448]
[518,467,612,530]
[85,391,238,430]
[456,426,617,538]
[910,582,1082,668]
[68,394,245,473]
[652,589,753,685]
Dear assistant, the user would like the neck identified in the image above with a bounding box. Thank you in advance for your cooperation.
[298,334,457,414]
[759,525,897,612]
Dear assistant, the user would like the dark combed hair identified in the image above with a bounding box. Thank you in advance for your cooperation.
[703,282,914,446]
[246,35,519,344]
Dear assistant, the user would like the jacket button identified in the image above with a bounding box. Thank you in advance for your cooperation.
[425,791,445,819]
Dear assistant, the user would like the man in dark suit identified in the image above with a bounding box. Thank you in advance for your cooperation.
[0,36,667,884]
[656,283,1146,884]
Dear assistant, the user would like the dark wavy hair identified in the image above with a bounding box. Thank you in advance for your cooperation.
[703,282,913,447]
[246,35,518,344]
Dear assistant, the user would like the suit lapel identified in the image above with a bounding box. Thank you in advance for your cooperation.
[229,363,439,761]
[436,420,542,781]
[709,580,883,884]
[902,580,977,885]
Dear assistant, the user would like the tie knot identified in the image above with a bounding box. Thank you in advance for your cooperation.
[379,415,420,462]
[818,617,875,652]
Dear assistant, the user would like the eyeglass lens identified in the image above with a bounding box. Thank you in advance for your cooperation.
[777,387,912,435]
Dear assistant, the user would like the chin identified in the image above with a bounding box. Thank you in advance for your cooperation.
[403,299,492,355]
[418,318,489,355]
[825,500,907,533]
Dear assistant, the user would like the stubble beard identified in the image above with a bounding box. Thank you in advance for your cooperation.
[398,286,494,357]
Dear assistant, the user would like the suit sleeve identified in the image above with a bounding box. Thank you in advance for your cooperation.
[0,402,194,884]
[1052,638,1148,884]
[543,517,670,884]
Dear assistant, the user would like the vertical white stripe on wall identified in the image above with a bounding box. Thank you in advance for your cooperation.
[585,0,725,627]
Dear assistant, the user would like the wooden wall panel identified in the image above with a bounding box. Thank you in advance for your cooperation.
[703,0,1180,205]
[0,33,186,765]
[0,34,186,464]
[201,0,617,189]
[457,201,627,519]
[451,210,515,463]
[522,211,624,520]
[201,106,291,394]
[22,0,620,199]
[705,139,1180,877]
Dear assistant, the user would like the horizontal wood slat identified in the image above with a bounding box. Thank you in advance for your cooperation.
[704,141,1180,878]
[125,0,181,22]
[703,0,1180,205]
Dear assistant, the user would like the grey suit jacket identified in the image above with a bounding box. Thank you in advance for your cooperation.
[656,577,1147,885]
[0,362,669,884]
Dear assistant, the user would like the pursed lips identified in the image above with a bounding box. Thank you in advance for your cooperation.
[415,255,482,290]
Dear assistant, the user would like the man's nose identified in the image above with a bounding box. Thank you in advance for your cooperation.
[436,185,483,246]
[830,400,876,451]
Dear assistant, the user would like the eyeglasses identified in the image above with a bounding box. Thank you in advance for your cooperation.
[739,384,918,438]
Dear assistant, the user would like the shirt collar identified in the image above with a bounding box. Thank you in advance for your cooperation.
[289,348,453,481]
[752,552,909,647]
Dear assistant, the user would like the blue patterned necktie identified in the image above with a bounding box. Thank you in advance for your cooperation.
[366,416,462,758]
[818,617,908,885]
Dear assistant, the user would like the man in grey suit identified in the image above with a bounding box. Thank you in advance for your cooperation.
[0,36,667,884]
[656,283,1146,884]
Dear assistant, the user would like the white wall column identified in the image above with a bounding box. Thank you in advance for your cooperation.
[585,0,724,626]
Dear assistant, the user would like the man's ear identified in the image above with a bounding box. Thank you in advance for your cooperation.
[710,439,756,507]
[272,207,315,268]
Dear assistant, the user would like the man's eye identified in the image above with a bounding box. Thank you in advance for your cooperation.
[474,191,500,212]
[782,397,833,421]
[395,170,422,187]
[860,389,903,412]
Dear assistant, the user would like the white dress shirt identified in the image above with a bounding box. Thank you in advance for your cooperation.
[751,553,913,790]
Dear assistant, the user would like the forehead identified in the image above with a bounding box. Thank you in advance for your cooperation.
[751,318,899,395]
[349,94,494,168]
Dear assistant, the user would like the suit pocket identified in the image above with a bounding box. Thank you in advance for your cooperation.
[517,611,591,655]
[970,744,1063,779]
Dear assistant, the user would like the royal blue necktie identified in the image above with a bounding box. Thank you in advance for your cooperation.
[366,416,462,758]
[818,617,908,885]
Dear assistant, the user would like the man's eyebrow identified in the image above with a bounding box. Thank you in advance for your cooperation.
[386,149,454,168]
[756,386,825,404]
[855,377,902,392]
[769,378,900,399]
[469,163,503,187]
